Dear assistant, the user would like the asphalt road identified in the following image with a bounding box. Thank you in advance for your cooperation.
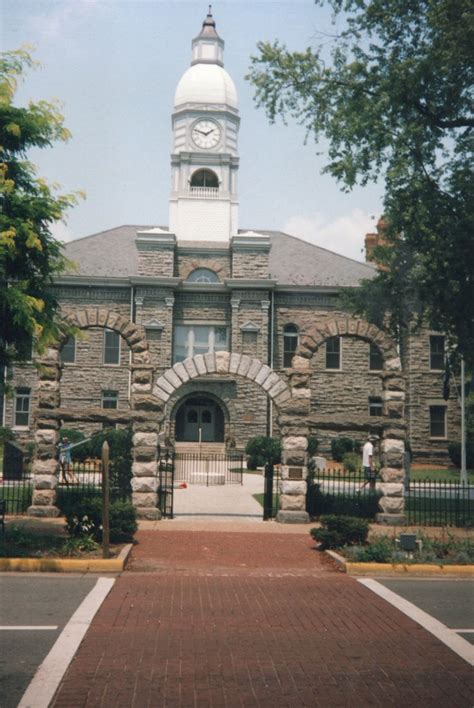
[380,578,474,644]
[0,576,98,708]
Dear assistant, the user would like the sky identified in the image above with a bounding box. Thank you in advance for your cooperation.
[2,0,384,262]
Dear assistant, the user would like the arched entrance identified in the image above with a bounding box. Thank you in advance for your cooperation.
[175,396,225,443]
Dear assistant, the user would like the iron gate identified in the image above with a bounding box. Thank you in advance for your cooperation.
[158,448,175,518]
[263,462,280,520]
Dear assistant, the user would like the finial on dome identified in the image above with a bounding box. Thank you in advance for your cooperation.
[199,5,218,36]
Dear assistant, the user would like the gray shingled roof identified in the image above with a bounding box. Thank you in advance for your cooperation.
[63,225,375,287]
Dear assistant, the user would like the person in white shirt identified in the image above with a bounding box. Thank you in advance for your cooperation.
[361,435,377,491]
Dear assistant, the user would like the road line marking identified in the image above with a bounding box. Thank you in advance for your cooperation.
[358,578,474,666]
[18,577,115,708]
[453,629,474,633]
[0,626,58,631]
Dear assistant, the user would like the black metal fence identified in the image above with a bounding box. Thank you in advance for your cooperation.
[174,452,244,486]
[406,480,474,527]
[263,463,281,520]
[306,467,382,520]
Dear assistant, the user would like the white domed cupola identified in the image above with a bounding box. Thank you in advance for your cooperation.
[169,8,240,242]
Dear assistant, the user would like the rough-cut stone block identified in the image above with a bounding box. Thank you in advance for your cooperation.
[337,319,348,335]
[38,365,60,381]
[132,351,151,365]
[356,320,369,337]
[262,371,280,392]
[136,390,166,409]
[194,354,207,375]
[279,494,306,511]
[27,505,60,518]
[86,308,98,326]
[381,439,404,454]
[34,475,58,490]
[382,375,405,391]
[300,334,318,353]
[135,507,162,520]
[291,387,311,400]
[282,451,306,466]
[132,382,151,394]
[132,417,161,433]
[134,446,156,462]
[183,357,199,379]
[173,362,190,383]
[164,369,182,389]
[152,385,170,402]
[279,398,310,415]
[76,310,88,328]
[237,354,252,377]
[273,389,292,407]
[106,311,120,330]
[131,339,148,353]
[347,319,358,335]
[204,352,216,373]
[291,356,311,372]
[384,400,405,418]
[131,477,158,493]
[379,496,404,514]
[288,373,310,389]
[380,467,405,483]
[281,480,307,495]
[156,376,175,395]
[383,451,405,468]
[382,390,405,401]
[268,379,288,400]
[38,380,60,393]
[133,432,158,447]
[385,356,402,372]
[327,321,338,336]
[276,510,309,524]
[215,351,230,374]
[247,359,262,380]
[97,308,109,326]
[283,436,308,451]
[132,491,157,507]
[380,483,404,497]
[376,513,407,526]
[255,364,271,386]
[32,489,56,506]
[32,459,59,476]
[38,391,61,409]
[34,429,58,445]
[132,461,157,477]
[229,352,241,374]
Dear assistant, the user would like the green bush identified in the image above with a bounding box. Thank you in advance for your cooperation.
[245,436,281,469]
[64,496,137,543]
[311,490,381,519]
[331,437,361,462]
[310,515,369,549]
[344,536,393,562]
[448,441,474,469]
[342,452,361,473]
[0,427,14,445]
[307,436,319,457]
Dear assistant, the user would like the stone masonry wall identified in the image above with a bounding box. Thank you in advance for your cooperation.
[176,253,231,280]
[137,248,175,277]
[232,251,269,279]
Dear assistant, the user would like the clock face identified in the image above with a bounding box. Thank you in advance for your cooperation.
[191,120,221,149]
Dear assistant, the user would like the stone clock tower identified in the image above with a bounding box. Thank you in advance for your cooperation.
[168,9,240,242]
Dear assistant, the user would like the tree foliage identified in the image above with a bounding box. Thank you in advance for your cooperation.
[0,48,81,370]
[247,0,473,362]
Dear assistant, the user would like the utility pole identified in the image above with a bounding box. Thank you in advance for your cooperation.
[460,356,467,485]
[101,440,110,559]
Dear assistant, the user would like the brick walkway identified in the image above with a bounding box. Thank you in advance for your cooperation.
[52,530,474,707]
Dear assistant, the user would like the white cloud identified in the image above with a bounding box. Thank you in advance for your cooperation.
[27,0,103,40]
[282,209,376,262]
[50,221,76,243]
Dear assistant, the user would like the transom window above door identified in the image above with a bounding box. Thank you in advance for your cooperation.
[186,268,219,283]
[173,325,228,363]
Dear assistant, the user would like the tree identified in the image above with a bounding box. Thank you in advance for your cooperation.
[247,0,473,363]
[0,48,81,372]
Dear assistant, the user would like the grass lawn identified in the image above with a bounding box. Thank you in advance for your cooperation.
[253,492,279,511]
[409,468,474,482]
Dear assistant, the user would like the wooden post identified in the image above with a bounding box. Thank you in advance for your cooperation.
[101,440,110,559]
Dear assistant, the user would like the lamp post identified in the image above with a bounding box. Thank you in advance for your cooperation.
[460,356,467,485]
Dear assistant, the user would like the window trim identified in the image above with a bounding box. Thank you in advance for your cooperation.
[173,324,229,363]
[429,404,447,439]
[282,324,299,369]
[102,389,119,410]
[368,342,384,371]
[368,396,383,417]
[61,335,76,365]
[14,387,32,429]
[186,268,220,284]
[103,329,121,366]
[429,335,445,371]
[325,336,342,371]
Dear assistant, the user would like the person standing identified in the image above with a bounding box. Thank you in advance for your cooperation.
[361,435,377,491]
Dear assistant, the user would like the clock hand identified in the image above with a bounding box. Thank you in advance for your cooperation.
[194,129,208,136]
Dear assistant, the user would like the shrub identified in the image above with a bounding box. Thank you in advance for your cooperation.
[342,452,361,473]
[331,437,360,462]
[307,436,319,457]
[344,536,393,563]
[448,441,474,469]
[0,427,14,445]
[310,515,369,549]
[245,436,281,469]
[65,496,137,543]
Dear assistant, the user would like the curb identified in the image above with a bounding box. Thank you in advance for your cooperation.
[0,543,133,573]
[324,551,474,577]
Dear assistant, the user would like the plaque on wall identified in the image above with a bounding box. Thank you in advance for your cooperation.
[288,467,304,480]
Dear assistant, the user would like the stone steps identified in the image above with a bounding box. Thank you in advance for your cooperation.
[174,442,226,455]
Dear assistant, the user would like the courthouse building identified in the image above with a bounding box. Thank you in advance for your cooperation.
[5,10,459,465]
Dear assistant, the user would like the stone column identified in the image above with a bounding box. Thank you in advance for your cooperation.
[377,368,407,525]
[28,347,62,517]
[230,298,240,351]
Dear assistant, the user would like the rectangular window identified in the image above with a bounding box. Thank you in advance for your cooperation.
[61,336,76,364]
[15,387,31,427]
[102,390,118,409]
[369,397,383,417]
[430,335,445,370]
[104,329,121,365]
[325,336,341,370]
[430,405,446,438]
[173,325,229,363]
[369,343,384,371]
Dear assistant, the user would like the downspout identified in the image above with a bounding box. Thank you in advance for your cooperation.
[268,289,274,437]
[129,285,134,407]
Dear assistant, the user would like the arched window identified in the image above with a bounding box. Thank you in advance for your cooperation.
[190,169,219,188]
[283,324,299,368]
[186,268,219,283]
[187,410,198,424]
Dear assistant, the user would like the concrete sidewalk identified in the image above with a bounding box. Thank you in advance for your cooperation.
[50,530,474,707]
[172,472,264,520]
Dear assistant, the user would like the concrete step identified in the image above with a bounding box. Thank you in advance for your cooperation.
[174,442,227,455]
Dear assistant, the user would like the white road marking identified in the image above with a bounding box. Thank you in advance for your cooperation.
[359,578,474,666]
[453,629,474,633]
[18,577,115,708]
[0,626,58,631]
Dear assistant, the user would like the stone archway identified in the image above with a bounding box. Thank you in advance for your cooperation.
[28,308,163,518]
[292,317,406,524]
